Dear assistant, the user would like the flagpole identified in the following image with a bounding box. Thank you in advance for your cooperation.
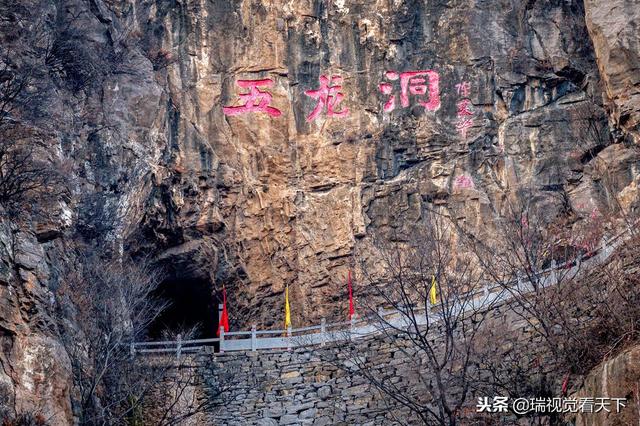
[348,270,355,320]
[218,285,230,337]
[284,284,291,330]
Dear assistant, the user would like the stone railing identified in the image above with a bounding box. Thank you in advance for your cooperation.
[131,223,633,357]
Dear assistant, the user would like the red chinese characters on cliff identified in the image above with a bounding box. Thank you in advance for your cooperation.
[378,70,441,112]
[455,81,471,98]
[454,174,475,189]
[304,75,350,121]
[223,79,282,117]
[222,71,450,121]
[454,81,474,139]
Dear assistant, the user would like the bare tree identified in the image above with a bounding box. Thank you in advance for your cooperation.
[0,51,31,126]
[56,252,164,424]
[0,47,67,211]
[459,193,590,352]
[55,251,231,425]
[0,127,64,207]
[323,210,503,426]
[313,198,639,425]
[460,192,640,391]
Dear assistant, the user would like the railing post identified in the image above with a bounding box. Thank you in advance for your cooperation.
[350,316,355,339]
[287,326,292,351]
[176,333,182,360]
[217,303,225,354]
[320,318,326,347]
[130,342,135,358]
[550,260,557,285]
[251,324,257,352]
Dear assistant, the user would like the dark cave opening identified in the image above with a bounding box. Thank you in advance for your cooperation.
[147,277,219,340]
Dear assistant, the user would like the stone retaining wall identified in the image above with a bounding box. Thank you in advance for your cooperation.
[196,300,549,425]
[199,338,417,426]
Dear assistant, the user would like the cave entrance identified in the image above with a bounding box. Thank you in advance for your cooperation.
[148,277,219,340]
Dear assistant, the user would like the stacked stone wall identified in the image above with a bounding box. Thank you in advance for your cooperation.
[198,300,551,425]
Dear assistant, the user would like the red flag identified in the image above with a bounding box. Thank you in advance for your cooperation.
[561,373,570,396]
[217,286,229,336]
[348,270,355,320]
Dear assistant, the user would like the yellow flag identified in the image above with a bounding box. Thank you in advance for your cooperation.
[284,285,291,329]
[429,275,437,305]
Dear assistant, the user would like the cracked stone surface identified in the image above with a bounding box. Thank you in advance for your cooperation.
[0,1,638,422]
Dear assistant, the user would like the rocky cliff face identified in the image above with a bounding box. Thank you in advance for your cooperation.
[570,344,640,426]
[585,0,640,144]
[0,0,639,423]
[128,0,640,326]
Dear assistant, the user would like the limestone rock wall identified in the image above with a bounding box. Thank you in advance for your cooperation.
[0,214,73,424]
[0,0,639,422]
[128,0,640,329]
[584,0,640,143]
[201,343,418,426]
[569,344,640,426]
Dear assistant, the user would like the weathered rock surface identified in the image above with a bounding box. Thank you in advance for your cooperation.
[0,0,638,422]
[128,0,640,329]
[0,214,73,425]
[584,0,640,143]
[570,344,640,426]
